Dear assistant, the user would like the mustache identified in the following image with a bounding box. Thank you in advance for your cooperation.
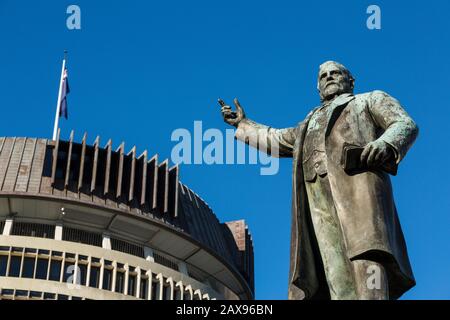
[325,81,340,87]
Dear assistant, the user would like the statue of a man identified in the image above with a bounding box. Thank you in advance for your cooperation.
[220,61,418,300]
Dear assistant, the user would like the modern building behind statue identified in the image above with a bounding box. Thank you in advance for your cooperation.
[0,131,254,300]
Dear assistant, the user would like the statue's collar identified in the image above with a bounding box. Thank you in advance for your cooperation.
[321,92,354,108]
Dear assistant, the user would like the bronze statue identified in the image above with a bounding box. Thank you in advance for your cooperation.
[220,61,418,300]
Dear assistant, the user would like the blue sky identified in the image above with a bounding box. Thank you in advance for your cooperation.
[0,1,449,299]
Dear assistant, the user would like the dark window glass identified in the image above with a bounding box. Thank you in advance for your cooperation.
[43,292,56,300]
[57,294,69,300]
[49,260,62,281]
[128,275,136,296]
[102,268,112,291]
[38,249,50,255]
[89,266,100,288]
[0,246,9,251]
[1,289,14,296]
[8,256,22,277]
[72,296,82,300]
[164,284,171,300]
[65,253,76,259]
[151,281,159,300]
[140,278,148,299]
[52,251,63,257]
[30,291,42,299]
[22,257,35,278]
[78,264,87,286]
[115,272,125,293]
[15,290,28,297]
[63,261,75,283]
[35,258,49,280]
[0,255,8,276]
[174,287,182,300]
[11,222,54,239]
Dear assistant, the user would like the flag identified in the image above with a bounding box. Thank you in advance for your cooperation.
[59,68,70,119]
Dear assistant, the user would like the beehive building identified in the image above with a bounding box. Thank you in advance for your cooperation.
[0,130,254,300]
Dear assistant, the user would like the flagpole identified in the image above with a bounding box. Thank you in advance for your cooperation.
[52,51,67,140]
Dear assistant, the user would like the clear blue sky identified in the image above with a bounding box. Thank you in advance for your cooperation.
[0,1,449,299]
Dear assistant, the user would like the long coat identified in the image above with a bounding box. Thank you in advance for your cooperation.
[235,90,419,299]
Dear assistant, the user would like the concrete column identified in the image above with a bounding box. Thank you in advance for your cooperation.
[175,281,184,300]
[54,222,63,240]
[178,261,188,275]
[135,266,141,299]
[144,246,155,262]
[111,261,117,293]
[102,233,111,250]
[2,218,13,235]
[124,263,129,295]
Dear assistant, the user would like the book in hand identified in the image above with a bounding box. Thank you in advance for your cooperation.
[341,143,398,176]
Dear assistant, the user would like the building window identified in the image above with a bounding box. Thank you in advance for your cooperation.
[63,261,75,284]
[128,273,136,296]
[0,255,8,276]
[153,252,179,271]
[21,256,36,278]
[35,258,49,280]
[174,286,183,300]
[11,222,55,239]
[62,227,102,247]
[1,289,14,297]
[115,270,125,294]
[163,280,172,300]
[43,292,56,300]
[78,263,87,286]
[8,255,22,277]
[151,278,160,300]
[102,261,113,290]
[15,290,28,299]
[29,291,42,300]
[89,265,101,288]
[111,238,145,258]
[49,259,62,281]
[139,270,148,300]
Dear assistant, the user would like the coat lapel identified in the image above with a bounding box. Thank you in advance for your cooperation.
[325,93,355,137]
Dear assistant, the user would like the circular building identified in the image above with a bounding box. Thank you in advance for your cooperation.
[0,131,254,300]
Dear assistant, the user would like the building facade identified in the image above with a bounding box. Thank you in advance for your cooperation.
[0,131,254,300]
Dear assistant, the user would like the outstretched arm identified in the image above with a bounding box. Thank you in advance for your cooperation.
[220,98,297,158]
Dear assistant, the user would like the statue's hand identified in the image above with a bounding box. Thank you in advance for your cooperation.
[220,98,246,127]
[360,140,395,168]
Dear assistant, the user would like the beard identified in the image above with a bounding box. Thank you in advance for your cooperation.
[322,83,343,99]
[320,81,351,102]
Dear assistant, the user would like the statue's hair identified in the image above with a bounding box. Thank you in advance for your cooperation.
[317,61,355,92]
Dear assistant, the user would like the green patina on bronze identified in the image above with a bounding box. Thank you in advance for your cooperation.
[220,61,419,300]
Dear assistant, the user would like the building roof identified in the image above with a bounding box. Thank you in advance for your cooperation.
[0,131,254,298]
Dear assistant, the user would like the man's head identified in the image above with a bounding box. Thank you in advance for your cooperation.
[317,61,355,102]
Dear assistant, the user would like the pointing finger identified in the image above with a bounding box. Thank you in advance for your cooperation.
[234,98,243,114]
